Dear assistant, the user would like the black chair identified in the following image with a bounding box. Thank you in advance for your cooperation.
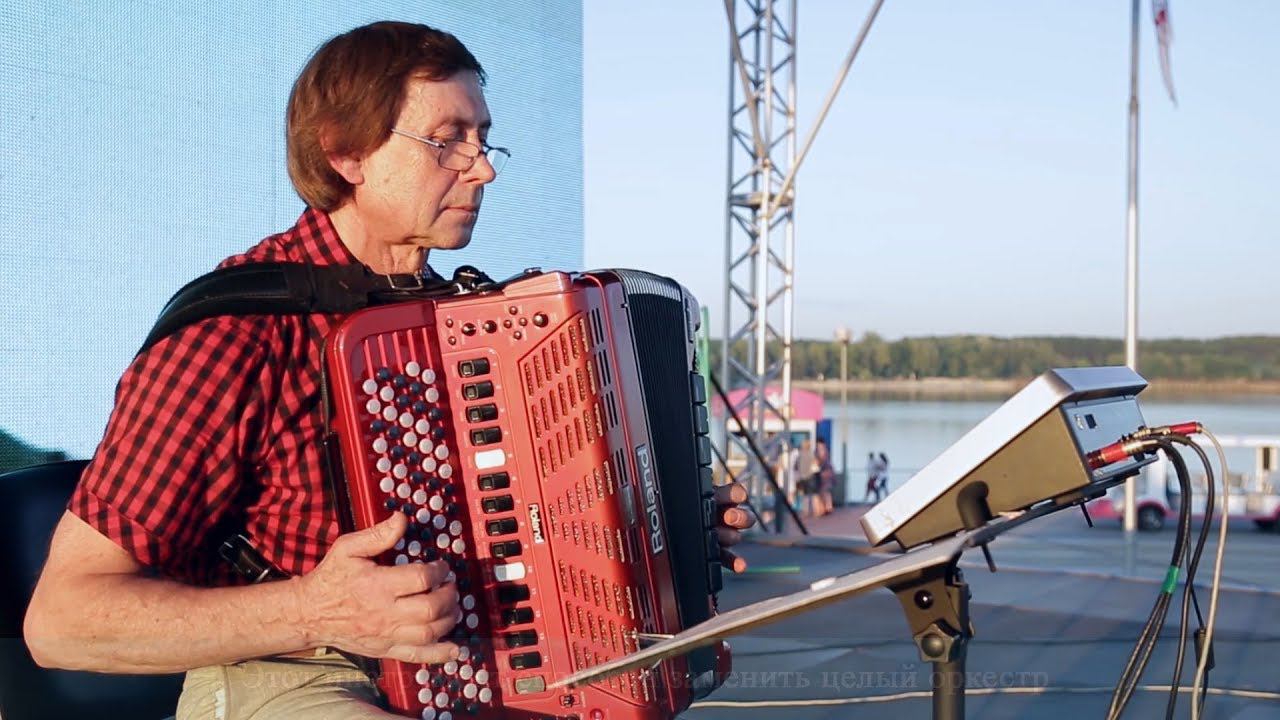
[0,460,182,720]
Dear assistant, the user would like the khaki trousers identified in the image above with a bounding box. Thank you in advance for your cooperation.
[175,649,399,720]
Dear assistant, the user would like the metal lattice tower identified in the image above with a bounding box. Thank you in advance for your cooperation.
[721,0,798,525]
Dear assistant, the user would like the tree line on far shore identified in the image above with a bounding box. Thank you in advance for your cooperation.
[708,335,1280,381]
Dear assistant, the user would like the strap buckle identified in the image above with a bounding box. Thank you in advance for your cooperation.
[383,272,424,290]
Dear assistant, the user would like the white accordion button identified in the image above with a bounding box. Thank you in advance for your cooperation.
[459,664,474,680]
[403,431,418,447]
[436,534,450,550]
[494,562,526,582]
[416,508,431,524]
[415,419,431,435]
[434,692,448,708]
[439,712,452,720]
[479,687,493,703]
[416,668,431,685]
[432,514,447,530]
[421,457,438,473]
[376,458,392,473]
[421,708,436,720]
[393,464,408,479]
[395,538,406,551]
[425,387,440,403]
[465,613,479,629]
[382,406,398,422]
[475,669,490,685]
[439,463,453,480]
[396,483,412,499]
[428,495,444,511]
[421,368,436,384]
[372,437,388,454]
[451,538,465,554]
[363,378,379,395]
[395,554,409,566]
[449,520,463,536]
[365,399,381,415]
[380,386,395,402]
[443,660,458,675]
[457,646,471,662]
[406,361,421,376]
[461,594,475,610]
[412,489,428,505]
[434,445,450,460]
[418,688,432,704]
[407,540,422,556]
[399,412,414,428]
[379,477,395,494]
[463,683,478,699]
[418,437,434,454]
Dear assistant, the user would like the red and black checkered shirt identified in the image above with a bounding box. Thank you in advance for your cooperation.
[71,208,378,586]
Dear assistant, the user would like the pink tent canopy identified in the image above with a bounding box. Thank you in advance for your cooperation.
[711,385,825,421]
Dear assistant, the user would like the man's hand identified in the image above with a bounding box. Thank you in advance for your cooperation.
[714,481,755,572]
[298,513,461,664]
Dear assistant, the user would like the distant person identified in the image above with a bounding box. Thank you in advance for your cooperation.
[864,452,883,503]
[813,438,835,516]
[877,452,891,497]
[793,438,817,515]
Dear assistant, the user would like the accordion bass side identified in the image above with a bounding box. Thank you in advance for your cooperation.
[325,269,728,719]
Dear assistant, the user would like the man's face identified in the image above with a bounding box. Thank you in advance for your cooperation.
[353,70,496,251]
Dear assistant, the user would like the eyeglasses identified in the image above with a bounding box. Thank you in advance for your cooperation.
[390,128,511,175]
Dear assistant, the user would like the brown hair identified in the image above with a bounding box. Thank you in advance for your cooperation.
[286,21,485,210]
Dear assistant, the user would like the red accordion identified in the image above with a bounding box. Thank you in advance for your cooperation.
[325,269,728,719]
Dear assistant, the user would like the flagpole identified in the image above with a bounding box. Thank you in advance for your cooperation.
[1122,0,1141,536]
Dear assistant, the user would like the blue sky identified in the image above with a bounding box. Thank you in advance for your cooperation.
[582,1,1279,341]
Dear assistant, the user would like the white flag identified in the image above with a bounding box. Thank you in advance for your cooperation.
[1152,0,1177,105]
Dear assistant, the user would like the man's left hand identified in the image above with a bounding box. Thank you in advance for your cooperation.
[714,482,755,573]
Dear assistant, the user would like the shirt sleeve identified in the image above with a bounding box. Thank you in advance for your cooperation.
[69,314,276,580]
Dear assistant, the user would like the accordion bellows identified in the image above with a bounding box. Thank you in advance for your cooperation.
[325,269,726,719]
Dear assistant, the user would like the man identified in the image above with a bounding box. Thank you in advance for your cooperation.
[23,21,753,719]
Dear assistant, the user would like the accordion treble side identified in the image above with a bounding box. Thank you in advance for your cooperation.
[325,269,726,719]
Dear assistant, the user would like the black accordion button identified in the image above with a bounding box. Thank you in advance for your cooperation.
[481,495,514,514]
[501,607,534,626]
[486,518,518,536]
[504,630,538,648]
[461,381,494,401]
[496,584,530,604]
[458,358,490,377]
[490,540,522,559]
[478,472,510,491]
[509,651,542,670]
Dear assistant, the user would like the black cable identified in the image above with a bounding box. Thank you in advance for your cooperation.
[1161,442,1205,719]
[1108,441,1193,719]
[1168,435,1219,718]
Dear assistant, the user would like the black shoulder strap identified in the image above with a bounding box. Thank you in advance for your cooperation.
[139,262,494,355]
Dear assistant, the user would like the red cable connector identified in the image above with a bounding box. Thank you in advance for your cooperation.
[1085,421,1203,470]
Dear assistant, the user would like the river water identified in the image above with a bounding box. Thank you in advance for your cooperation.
[827,395,1280,501]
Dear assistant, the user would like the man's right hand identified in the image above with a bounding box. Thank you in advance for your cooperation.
[298,512,462,665]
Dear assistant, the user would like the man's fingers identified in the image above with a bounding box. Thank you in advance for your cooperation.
[384,642,460,666]
[719,506,754,530]
[720,548,748,573]
[714,482,748,506]
[716,526,742,547]
[335,513,408,558]
[387,559,453,597]
[393,586,461,625]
